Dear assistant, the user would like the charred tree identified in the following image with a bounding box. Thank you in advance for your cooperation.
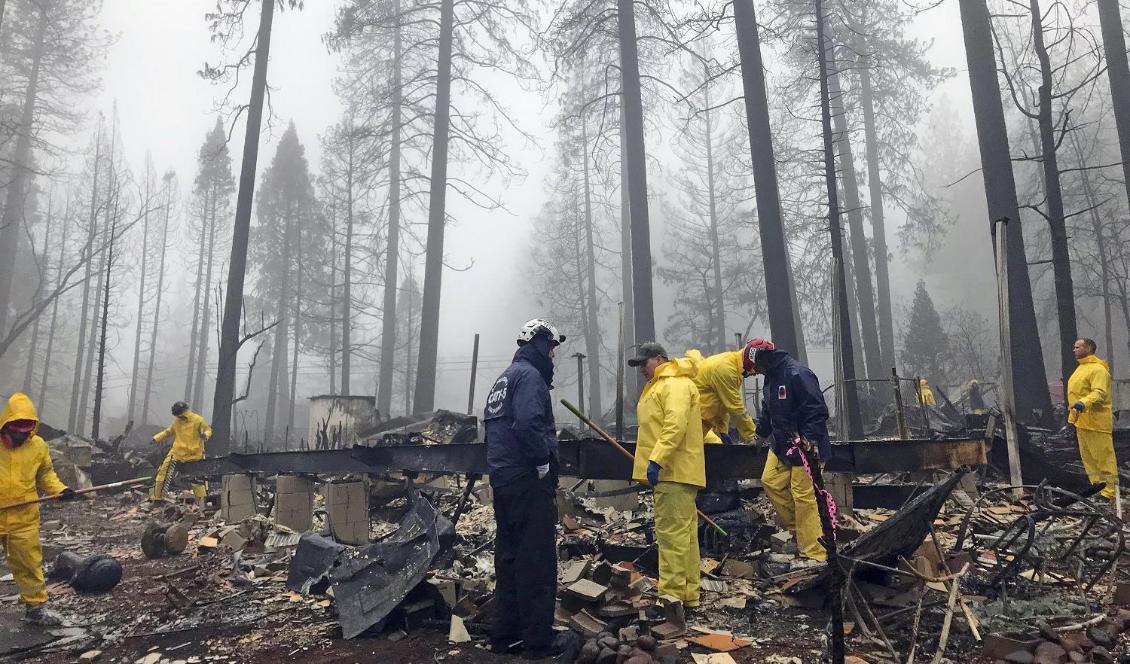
[377,5,403,416]
[617,0,657,348]
[38,203,69,412]
[22,201,53,392]
[733,0,804,358]
[580,102,604,419]
[143,175,175,425]
[1097,0,1130,214]
[91,209,118,441]
[957,0,1053,422]
[127,166,153,424]
[68,125,102,433]
[412,0,455,414]
[816,0,863,437]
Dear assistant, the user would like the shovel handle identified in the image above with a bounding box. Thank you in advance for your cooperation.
[0,476,152,511]
[560,399,728,537]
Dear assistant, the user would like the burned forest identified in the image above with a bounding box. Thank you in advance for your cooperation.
[6,0,1130,663]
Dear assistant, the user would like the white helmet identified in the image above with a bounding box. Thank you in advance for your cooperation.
[517,318,565,346]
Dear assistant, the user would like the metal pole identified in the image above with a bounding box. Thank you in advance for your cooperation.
[466,333,480,415]
[734,332,742,350]
[892,368,909,439]
[616,303,625,441]
[993,218,1025,497]
[574,352,587,424]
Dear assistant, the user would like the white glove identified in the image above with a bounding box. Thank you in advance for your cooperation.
[536,463,550,479]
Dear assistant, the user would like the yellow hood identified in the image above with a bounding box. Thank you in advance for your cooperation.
[654,357,698,380]
[1078,354,1110,373]
[0,393,39,434]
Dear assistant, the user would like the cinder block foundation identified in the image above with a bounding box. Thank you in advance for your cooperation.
[221,474,258,523]
[274,475,314,532]
[324,479,369,545]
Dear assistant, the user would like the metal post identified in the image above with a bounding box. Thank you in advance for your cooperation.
[466,333,480,415]
[993,218,1025,497]
[892,368,909,439]
[734,332,742,350]
[574,352,587,424]
[616,303,625,441]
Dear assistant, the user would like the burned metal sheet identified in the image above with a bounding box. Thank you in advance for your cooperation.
[330,492,453,639]
[796,470,966,591]
[286,533,346,595]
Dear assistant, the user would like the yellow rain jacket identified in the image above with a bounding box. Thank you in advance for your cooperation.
[918,379,936,406]
[154,410,212,461]
[1067,355,1113,433]
[633,358,706,488]
[685,350,757,442]
[0,393,67,606]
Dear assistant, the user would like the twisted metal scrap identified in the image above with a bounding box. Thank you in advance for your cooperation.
[955,482,1123,591]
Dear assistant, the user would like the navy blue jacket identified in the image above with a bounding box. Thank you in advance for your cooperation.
[756,349,831,466]
[484,336,559,488]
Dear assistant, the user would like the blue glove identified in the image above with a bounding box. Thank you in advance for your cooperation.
[646,461,661,486]
[1073,401,1086,413]
[719,432,734,446]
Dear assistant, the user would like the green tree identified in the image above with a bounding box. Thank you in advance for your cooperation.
[900,281,950,384]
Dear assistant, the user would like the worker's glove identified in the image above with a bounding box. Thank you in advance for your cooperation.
[1073,401,1086,413]
[718,432,734,446]
[536,463,550,480]
[798,437,818,459]
[646,461,661,487]
[58,487,77,501]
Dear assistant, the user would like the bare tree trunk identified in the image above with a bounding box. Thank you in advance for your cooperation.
[185,189,209,401]
[92,207,118,441]
[23,203,52,391]
[69,124,102,433]
[580,111,604,419]
[212,0,276,455]
[329,194,338,395]
[127,168,152,423]
[1029,0,1078,399]
[38,206,69,413]
[734,0,805,358]
[618,103,639,396]
[617,0,657,348]
[828,64,882,379]
[702,71,726,354]
[80,129,117,436]
[957,0,1053,423]
[1072,132,1115,374]
[377,7,402,418]
[192,195,218,414]
[288,257,302,433]
[858,54,896,372]
[342,134,354,396]
[405,281,415,415]
[264,209,293,445]
[1097,0,1130,216]
[0,7,46,337]
[816,0,863,437]
[143,182,173,426]
[412,0,455,414]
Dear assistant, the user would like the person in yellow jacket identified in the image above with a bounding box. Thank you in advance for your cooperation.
[684,347,758,445]
[917,378,936,406]
[151,401,212,503]
[628,342,706,607]
[0,393,75,625]
[1067,338,1118,500]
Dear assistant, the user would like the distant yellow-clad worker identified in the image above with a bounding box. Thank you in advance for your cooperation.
[0,393,75,625]
[684,349,758,445]
[917,378,936,406]
[1067,338,1117,500]
[151,401,211,502]
[629,342,705,607]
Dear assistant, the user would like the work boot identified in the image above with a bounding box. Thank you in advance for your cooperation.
[23,605,65,626]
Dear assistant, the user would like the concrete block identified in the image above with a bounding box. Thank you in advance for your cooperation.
[221,475,257,523]
[323,479,369,545]
[274,475,314,532]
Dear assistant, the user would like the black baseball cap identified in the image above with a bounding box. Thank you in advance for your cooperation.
[627,342,668,367]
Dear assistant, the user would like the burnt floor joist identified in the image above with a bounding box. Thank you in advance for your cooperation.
[178,437,988,480]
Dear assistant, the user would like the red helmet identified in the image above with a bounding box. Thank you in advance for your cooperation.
[742,338,776,374]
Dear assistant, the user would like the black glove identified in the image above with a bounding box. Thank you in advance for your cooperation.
[719,432,734,446]
[58,487,77,501]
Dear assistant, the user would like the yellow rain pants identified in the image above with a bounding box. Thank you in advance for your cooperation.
[0,523,46,605]
[654,481,701,607]
[1077,428,1118,500]
[151,451,206,501]
[761,450,826,561]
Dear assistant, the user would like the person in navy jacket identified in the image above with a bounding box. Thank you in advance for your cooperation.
[484,319,564,658]
[747,339,831,563]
